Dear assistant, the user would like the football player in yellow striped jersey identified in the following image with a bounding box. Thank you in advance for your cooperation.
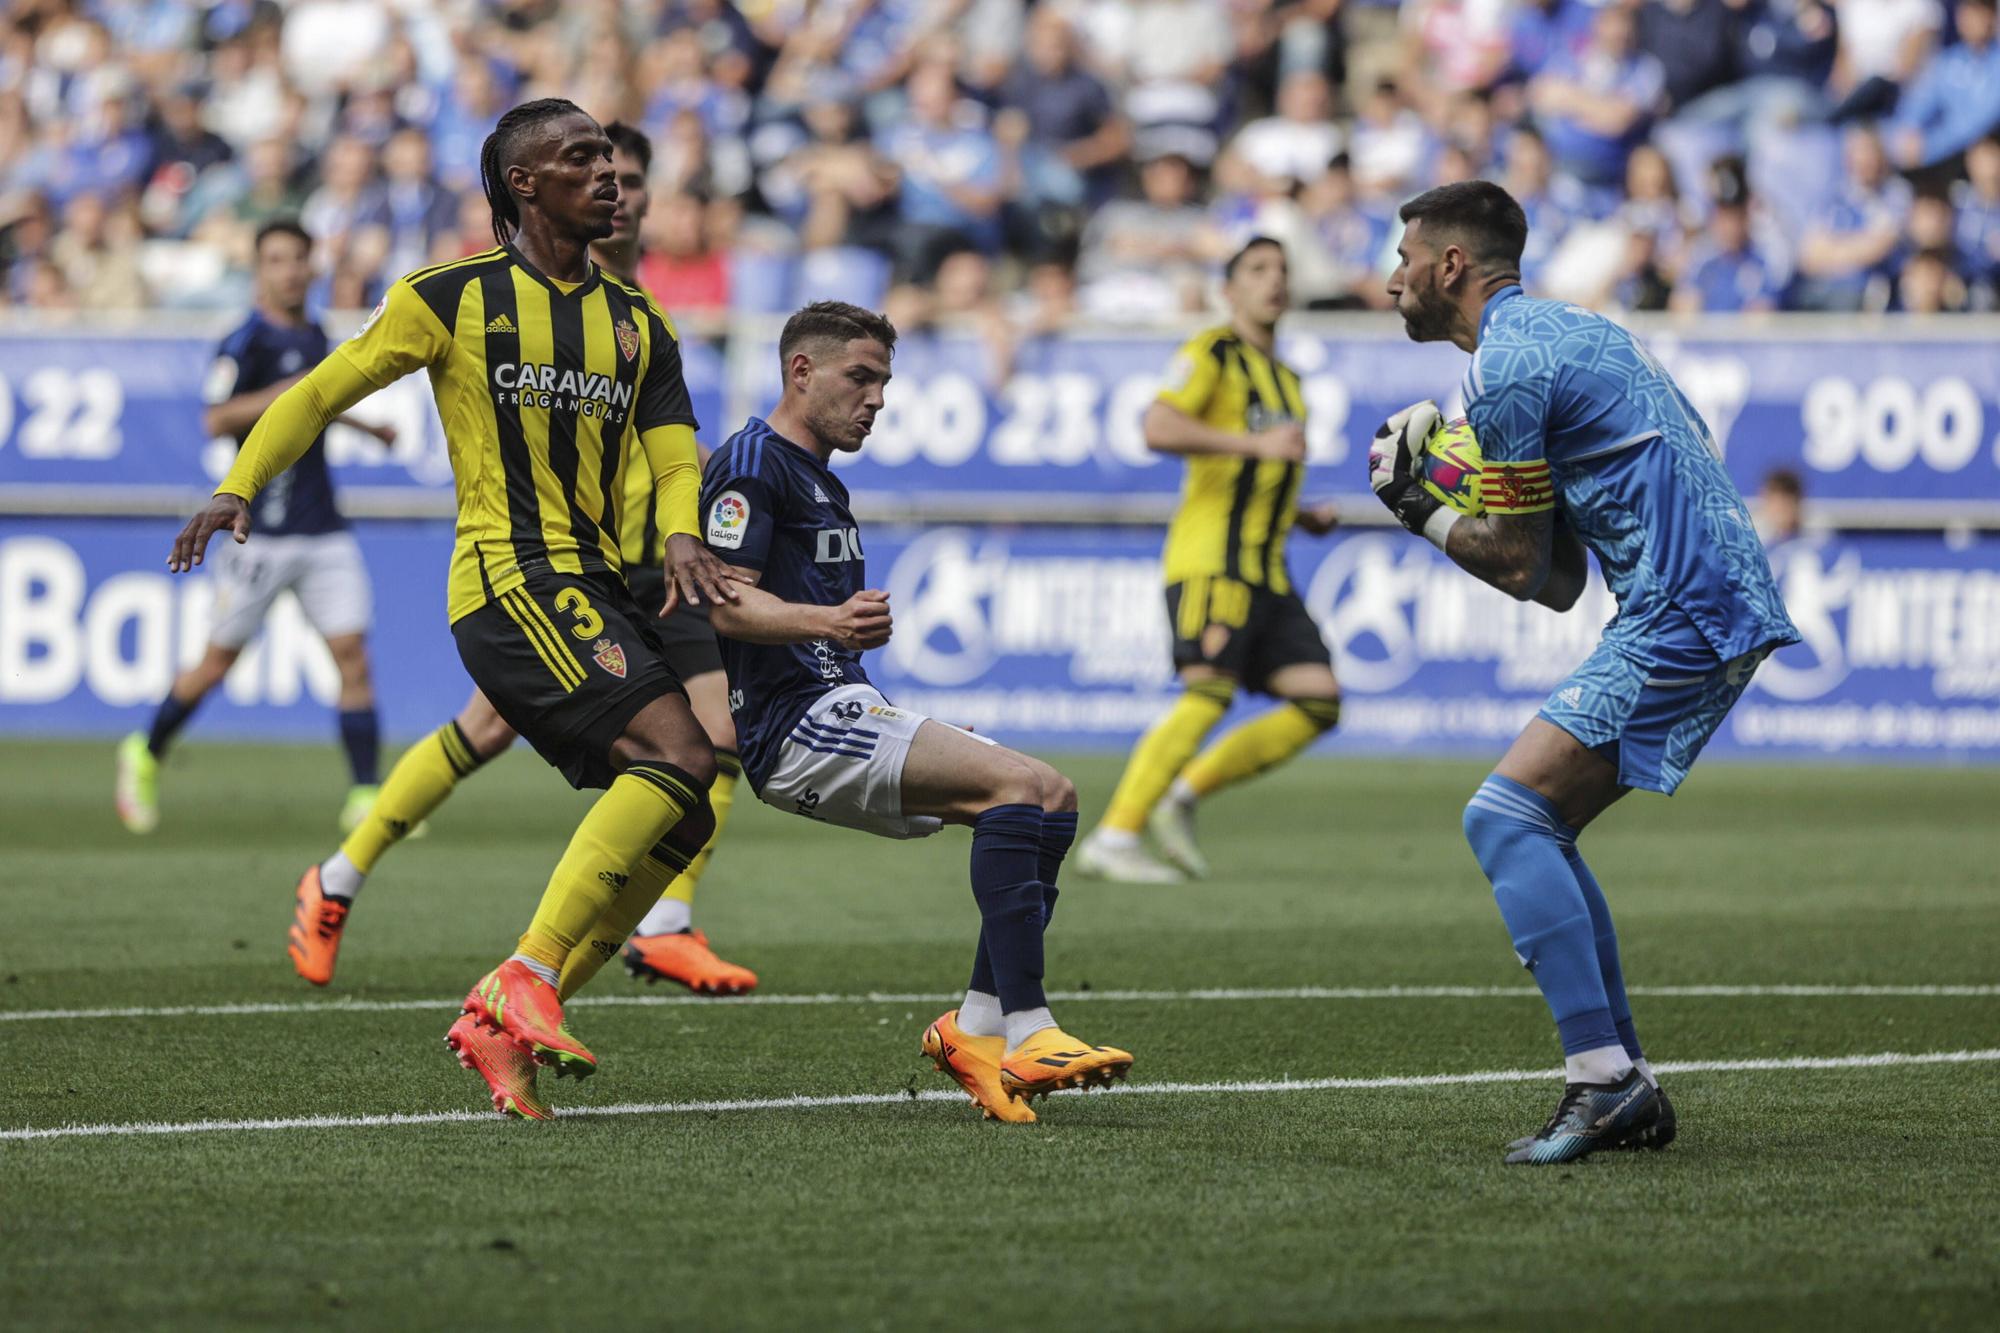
[274,122,756,1006]
[1077,237,1344,883]
[169,100,744,1117]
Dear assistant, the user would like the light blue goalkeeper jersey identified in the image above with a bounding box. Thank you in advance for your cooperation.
[1461,285,1799,666]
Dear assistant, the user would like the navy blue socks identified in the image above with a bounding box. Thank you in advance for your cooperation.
[339,708,380,786]
[967,808,1075,1003]
[968,803,1048,1015]
[146,692,200,758]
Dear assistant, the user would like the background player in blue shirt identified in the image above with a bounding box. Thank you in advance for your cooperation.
[1372,181,1801,1165]
[701,301,1132,1124]
[117,220,398,837]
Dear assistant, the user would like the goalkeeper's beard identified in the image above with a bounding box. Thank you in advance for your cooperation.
[1397,279,1456,344]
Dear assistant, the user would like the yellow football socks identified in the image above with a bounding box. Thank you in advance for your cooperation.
[1182,698,1340,799]
[558,841,693,1000]
[659,749,738,909]
[1100,678,1235,833]
[339,722,486,874]
[514,763,702,973]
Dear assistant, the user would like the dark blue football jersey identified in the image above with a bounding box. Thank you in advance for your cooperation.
[206,309,344,536]
[701,417,871,791]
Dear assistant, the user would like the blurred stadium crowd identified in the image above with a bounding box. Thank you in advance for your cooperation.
[2,0,1999,325]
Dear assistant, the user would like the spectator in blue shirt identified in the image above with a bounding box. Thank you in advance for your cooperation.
[350,128,458,286]
[1792,125,1912,309]
[1672,195,1785,311]
[427,59,511,194]
[1498,124,1584,284]
[1889,0,2000,170]
[996,9,1130,211]
[878,61,1005,281]
[1529,2,1666,188]
[1639,0,1744,113]
[1953,133,2000,305]
[1506,0,1593,84]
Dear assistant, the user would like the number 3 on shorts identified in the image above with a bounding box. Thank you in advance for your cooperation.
[555,587,605,640]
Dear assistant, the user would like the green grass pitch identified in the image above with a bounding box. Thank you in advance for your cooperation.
[2,738,1996,1331]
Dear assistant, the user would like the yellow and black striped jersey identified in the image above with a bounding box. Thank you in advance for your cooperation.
[222,243,700,623]
[1155,325,1308,594]
[618,421,666,570]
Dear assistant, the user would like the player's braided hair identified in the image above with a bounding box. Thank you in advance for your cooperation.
[478,98,587,249]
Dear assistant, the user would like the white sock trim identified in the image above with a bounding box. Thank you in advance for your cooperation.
[957,990,1003,1038]
[1166,777,1197,807]
[318,851,364,902]
[634,895,692,937]
[1564,1044,1636,1086]
[1091,827,1139,851]
[507,953,560,987]
[1003,1006,1058,1053]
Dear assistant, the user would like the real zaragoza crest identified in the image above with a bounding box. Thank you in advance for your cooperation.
[592,637,627,678]
[614,319,639,361]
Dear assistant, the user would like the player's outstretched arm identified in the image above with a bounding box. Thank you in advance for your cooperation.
[169,354,378,572]
[1143,401,1305,462]
[708,578,892,651]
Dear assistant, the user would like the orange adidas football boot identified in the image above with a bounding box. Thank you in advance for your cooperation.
[999,1028,1135,1104]
[922,1010,1036,1123]
[445,1013,552,1120]
[287,864,350,987]
[622,929,759,996]
[461,959,597,1079]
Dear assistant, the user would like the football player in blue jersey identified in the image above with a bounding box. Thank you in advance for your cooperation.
[1373,181,1801,1164]
[117,219,398,836]
[699,301,1133,1123]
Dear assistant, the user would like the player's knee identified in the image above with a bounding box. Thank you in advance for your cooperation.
[458,710,517,759]
[657,793,716,858]
[1292,695,1341,732]
[984,756,1044,810]
[1043,770,1078,814]
[1184,675,1237,709]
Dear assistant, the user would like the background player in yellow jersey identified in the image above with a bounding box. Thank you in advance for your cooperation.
[1076,237,1342,883]
[168,99,742,1120]
[281,121,757,1000]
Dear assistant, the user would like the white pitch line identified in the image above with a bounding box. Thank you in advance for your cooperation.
[1,982,1995,1026]
[4,1047,1996,1144]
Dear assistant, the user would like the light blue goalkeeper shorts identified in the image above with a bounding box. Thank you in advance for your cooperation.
[1537,639,1772,795]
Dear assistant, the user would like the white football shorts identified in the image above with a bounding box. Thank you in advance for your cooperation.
[209,530,374,650]
[756,683,994,840]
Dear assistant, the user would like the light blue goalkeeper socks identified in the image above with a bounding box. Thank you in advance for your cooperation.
[1463,775,1622,1061]
[1564,842,1643,1063]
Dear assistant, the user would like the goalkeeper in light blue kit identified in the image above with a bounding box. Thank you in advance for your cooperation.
[1372,181,1800,1165]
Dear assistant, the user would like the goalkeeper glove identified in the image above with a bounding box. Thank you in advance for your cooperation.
[1368,400,1443,534]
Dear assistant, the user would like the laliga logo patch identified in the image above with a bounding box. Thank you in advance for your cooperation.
[592,637,628,679]
[349,295,388,341]
[708,490,749,549]
[615,319,639,361]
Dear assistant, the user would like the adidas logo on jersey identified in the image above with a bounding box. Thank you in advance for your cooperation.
[485,313,517,334]
[813,484,829,503]
[1557,686,1584,708]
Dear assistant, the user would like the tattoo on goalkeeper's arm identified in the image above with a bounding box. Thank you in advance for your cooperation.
[1444,508,1555,603]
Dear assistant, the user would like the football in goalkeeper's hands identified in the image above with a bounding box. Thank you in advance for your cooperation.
[1414,416,1485,517]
